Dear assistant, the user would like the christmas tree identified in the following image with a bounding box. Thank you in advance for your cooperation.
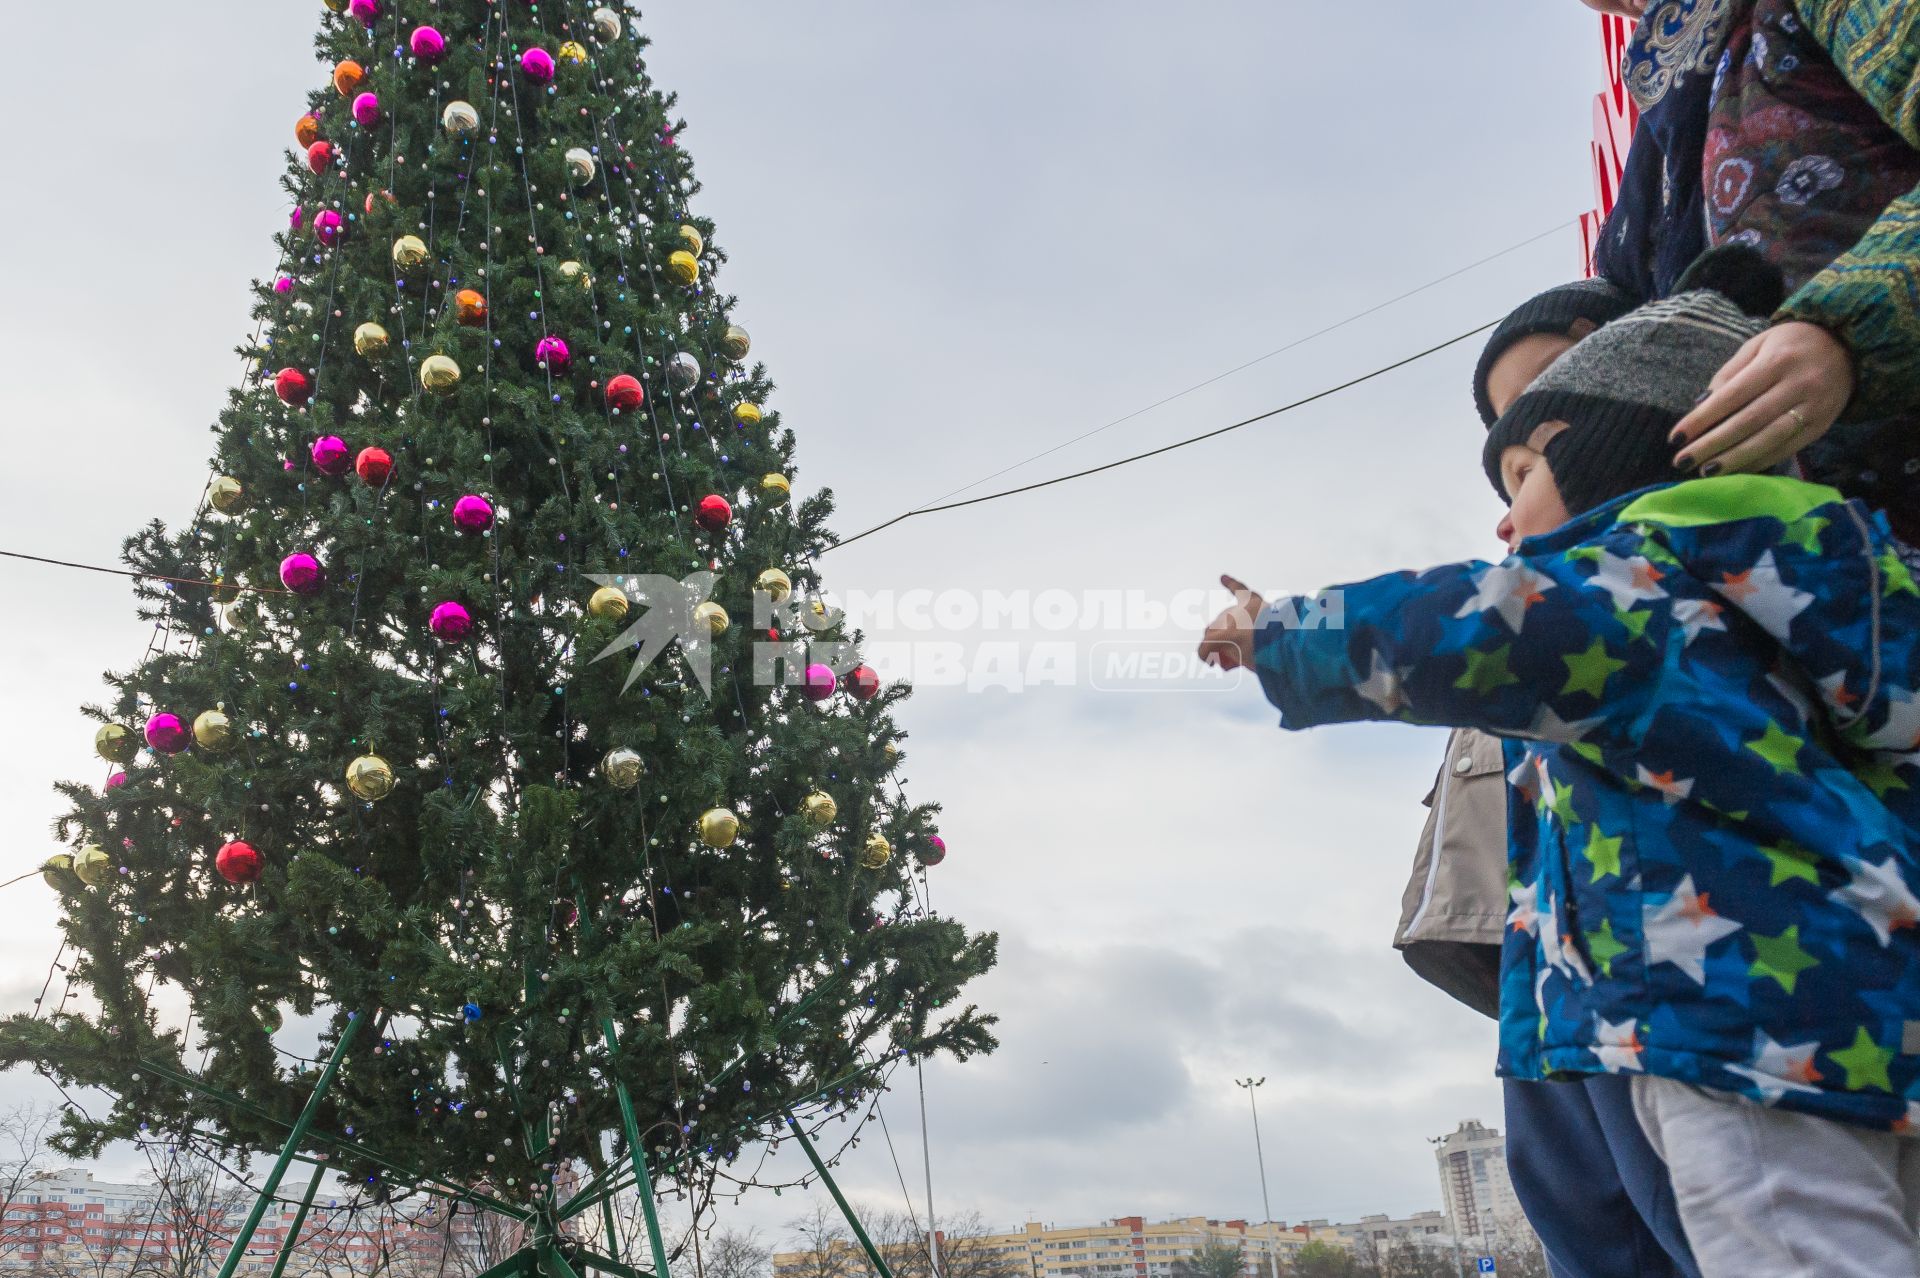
[1,0,996,1269]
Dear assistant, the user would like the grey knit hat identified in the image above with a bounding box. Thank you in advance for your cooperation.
[1481,246,1786,517]
[1472,277,1639,426]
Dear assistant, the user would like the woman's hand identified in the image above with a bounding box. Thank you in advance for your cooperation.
[1669,321,1855,477]
[1198,575,1267,672]
[1579,0,1648,17]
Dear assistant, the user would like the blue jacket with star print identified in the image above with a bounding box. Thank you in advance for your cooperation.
[1252,474,1920,1128]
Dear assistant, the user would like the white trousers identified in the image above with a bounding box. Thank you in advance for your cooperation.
[1632,1074,1920,1277]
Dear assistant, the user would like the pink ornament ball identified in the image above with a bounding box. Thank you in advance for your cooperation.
[535,335,571,371]
[348,0,380,25]
[279,553,326,596]
[409,25,447,62]
[801,664,837,702]
[290,206,305,232]
[104,772,128,791]
[310,435,350,475]
[521,47,556,84]
[451,495,495,533]
[430,601,474,643]
[274,367,312,405]
[144,713,190,755]
[352,92,381,127]
[273,276,294,295]
[314,209,344,246]
[922,834,948,867]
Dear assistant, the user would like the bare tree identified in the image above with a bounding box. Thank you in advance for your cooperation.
[780,1203,857,1278]
[0,1104,59,1265]
[126,1143,249,1278]
[859,1208,1018,1278]
[701,1227,773,1278]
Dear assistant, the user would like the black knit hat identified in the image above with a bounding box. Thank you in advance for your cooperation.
[1481,246,1787,518]
[1472,277,1639,425]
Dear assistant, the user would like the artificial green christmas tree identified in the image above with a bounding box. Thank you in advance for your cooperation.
[0,3,995,1272]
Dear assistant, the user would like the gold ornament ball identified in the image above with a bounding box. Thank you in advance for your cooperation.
[40,854,75,890]
[442,100,480,137]
[588,586,630,620]
[756,568,792,603]
[601,747,644,790]
[559,260,593,291]
[802,792,837,826]
[392,234,430,271]
[720,325,752,361]
[74,846,112,888]
[354,321,390,359]
[677,224,705,256]
[193,710,236,753]
[558,40,589,65]
[693,601,729,637]
[591,6,622,40]
[666,250,700,287]
[859,834,892,870]
[883,742,901,760]
[565,147,596,186]
[760,473,791,503]
[420,355,462,396]
[733,402,763,427]
[698,807,740,849]
[322,0,348,10]
[208,476,244,514]
[346,753,396,802]
[95,723,137,764]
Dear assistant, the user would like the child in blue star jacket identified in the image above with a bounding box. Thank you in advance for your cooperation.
[1201,249,1920,1274]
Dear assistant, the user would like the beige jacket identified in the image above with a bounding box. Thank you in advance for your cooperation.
[1393,727,1510,1019]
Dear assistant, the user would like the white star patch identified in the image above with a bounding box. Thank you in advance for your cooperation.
[1634,765,1694,804]
[1518,704,1608,744]
[1588,551,1670,612]
[1861,687,1920,752]
[1507,879,1541,937]
[1714,550,1815,641]
[1455,561,1556,632]
[1725,1030,1825,1104]
[1644,875,1743,984]
[1352,649,1407,715]
[1672,596,1728,645]
[1830,855,1920,946]
[1591,1016,1645,1073]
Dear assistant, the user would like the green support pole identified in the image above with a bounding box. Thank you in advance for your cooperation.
[601,1019,673,1278]
[213,1011,364,1278]
[266,1164,327,1278]
[781,1108,892,1278]
[599,1188,622,1266]
[579,1250,648,1278]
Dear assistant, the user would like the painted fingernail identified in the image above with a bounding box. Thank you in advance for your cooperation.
[1676,454,1698,473]
[1700,461,1722,478]
[1668,429,1686,445]
[1693,391,1710,404]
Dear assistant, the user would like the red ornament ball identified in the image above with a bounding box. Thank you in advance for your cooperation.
[356,446,393,487]
[605,374,644,412]
[695,494,732,532]
[847,664,881,701]
[306,140,334,174]
[215,840,264,885]
[274,367,312,405]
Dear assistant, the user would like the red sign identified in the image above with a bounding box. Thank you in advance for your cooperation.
[1581,14,1639,277]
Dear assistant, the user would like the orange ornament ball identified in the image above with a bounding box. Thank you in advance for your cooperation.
[333,60,365,96]
[454,289,489,326]
[296,114,321,147]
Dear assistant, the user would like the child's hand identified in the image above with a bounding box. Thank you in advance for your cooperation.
[1198,575,1267,671]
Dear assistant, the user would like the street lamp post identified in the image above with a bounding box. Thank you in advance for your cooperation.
[1233,1078,1281,1278]
[1428,1136,1466,1278]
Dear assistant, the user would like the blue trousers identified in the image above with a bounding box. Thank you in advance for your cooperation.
[1502,1075,1700,1278]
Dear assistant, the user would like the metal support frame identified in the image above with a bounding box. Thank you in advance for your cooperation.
[602,1018,675,1278]
[266,1163,327,1278]
[213,1011,364,1278]
[782,1107,893,1278]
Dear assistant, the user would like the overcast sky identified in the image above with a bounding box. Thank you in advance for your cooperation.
[0,0,1604,1245]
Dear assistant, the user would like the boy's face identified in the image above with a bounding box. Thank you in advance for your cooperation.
[1495,425,1573,552]
[1484,327,1586,419]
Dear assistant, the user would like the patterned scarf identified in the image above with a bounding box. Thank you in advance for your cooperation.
[1623,0,1744,110]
